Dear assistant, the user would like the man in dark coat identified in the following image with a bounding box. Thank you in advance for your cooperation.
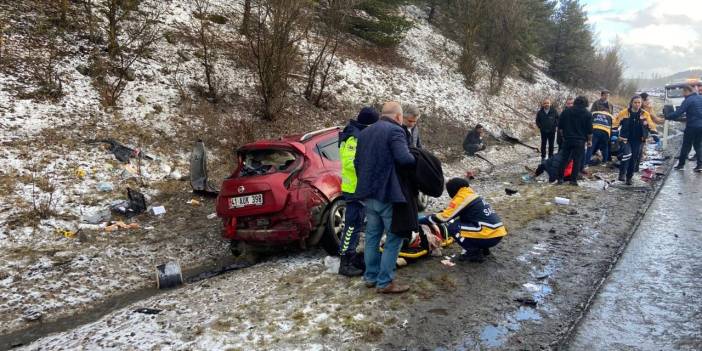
[402,104,423,148]
[535,98,559,160]
[591,90,614,114]
[557,96,593,185]
[665,85,702,171]
[463,124,486,156]
[354,101,415,294]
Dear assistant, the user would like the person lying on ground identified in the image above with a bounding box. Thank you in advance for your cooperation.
[425,177,507,263]
[463,124,486,156]
[531,150,574,183]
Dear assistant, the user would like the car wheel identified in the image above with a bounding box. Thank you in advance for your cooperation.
[417,192,430,212]
[320,199,345,256]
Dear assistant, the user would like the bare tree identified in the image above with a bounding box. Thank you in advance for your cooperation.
[247,0,310,120]
[482,0,529,95]
[453,0,488,88]
[303,0,352,107]
[241,0,252,35]
[92,1,163,106]
[175,0,223,101]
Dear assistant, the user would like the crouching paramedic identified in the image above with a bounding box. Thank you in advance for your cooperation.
[585,110,614,165]
[426,178,507,262]
[337,107,379,276]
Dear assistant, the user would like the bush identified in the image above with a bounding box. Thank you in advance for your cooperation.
[349,0,412,47]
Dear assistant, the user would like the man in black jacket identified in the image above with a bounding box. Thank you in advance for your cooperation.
[557,96,593,185]
[536,98,558,160]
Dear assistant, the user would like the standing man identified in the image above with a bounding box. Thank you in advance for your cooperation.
[535,98,559,160]
[403,104,422,148]
[354,101,416,293]
[591,90,614,115]
[558,97,574,151]
[337,107,379,277]
[665,85,702,171]
[557,96,593,185]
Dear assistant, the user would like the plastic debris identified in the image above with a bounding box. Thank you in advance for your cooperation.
[396,257,408,267]
[134,308,162,315]
[151,206,166,215]
[187,199,201,206]
[82,209,111,224]
[105,221,140,232]
[111,188,147,218]
[323,256,340,274]
[554,197,570,205]
[207,213,217,219]
[96,182,114,192]
[440,259,455,267]
[505,188,519,195]
[75,168,87,179]
[55,228,76,239]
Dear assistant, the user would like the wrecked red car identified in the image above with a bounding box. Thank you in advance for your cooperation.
[216,127,345,255]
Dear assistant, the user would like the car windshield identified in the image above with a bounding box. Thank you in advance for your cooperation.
[239,149,298,176]
[666,87,685,99]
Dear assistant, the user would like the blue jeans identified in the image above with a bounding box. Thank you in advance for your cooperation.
[338,196,364,256]
[585,130,610,164]
[363,198,404,289]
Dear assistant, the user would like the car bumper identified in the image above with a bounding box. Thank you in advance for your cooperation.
[222,217,304,243]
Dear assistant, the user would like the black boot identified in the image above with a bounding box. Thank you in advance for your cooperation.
[459,248,485,263]
[625,177,632,185]
[674,161,685,170]
[482,248,491,256]
[338,255,363,277]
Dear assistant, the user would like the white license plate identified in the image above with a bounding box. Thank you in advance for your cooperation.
[230,193,263,208]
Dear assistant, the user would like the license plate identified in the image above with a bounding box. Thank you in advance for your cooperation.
[230,193,263,208]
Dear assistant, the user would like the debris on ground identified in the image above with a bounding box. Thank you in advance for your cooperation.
[95,182,114,192]
[186,199,201,206]
[554,197,570,205]
[440,259,456,267]
[155,262,183,289]
[151,205,166,216]
[86,139,154,163]
[207,213,218,219]
[190,140,219,196]
[514,296,538,307]
[55,228,77,239]
[104,221,140,232]
[133,308,162,315]
[81,209,111,224]
[505,188,519,195]
[110,188,147,218]
[323,256,340,274]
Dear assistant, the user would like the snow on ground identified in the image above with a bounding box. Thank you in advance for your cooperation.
[0,0,584,341]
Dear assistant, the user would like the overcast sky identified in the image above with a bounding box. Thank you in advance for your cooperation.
[582,0,702,78]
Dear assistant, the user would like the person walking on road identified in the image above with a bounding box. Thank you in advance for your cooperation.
[557,96,593,185]
[665,85,702,172]
[337,107,379,277]
[618,95,650,184]
[536,98,559,160]
[402,104,423,148]
[591,90,614,115]
[354,101,416,293]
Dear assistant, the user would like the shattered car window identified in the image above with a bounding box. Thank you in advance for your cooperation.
[239,149,298,176]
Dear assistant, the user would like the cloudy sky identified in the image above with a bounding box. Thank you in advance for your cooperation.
[582,0,702,78]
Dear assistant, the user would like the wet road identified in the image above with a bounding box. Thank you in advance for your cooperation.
[569,168,702,350]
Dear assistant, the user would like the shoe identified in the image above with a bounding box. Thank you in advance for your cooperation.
[569,181,578,186]
[626,178,632,185]
[674,162,685,170]
[695,165,702,173]
[482,248,491,256]
[618,175,625,182]
[556,179,564,185]
[339,255,363,277]
[459,248,485,263]
[364,280,376,288]
[377,281,409,294]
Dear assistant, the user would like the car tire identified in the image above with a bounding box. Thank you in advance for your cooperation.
[417,192,430,212]
[320,199,346,256]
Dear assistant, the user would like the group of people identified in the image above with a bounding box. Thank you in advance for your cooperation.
[336,102,507,294]
[532,86,702,186]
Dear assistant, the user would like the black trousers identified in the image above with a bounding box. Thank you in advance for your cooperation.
[619,140,642,180]
[678,127,702,166]
[558,140,585,183]
[540,130,556,159]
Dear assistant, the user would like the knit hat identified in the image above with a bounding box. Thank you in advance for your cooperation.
[446,177,470,198]
[356,107,379,126]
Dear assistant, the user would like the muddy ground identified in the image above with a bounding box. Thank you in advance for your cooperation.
[0,132,680,350]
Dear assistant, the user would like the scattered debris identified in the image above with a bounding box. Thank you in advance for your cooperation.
[156,262,183,289]
[86,139,153,163]
[554,197,570,205]
[81,209,111,224]
[134,308,162,315]
[151,206,166,216]
[397,257,408,267]
[323,256,340,274]
[190,140,219,196]
[514,296,538,307]
[55,228,77,239]
[207,213,218,220]
[440,259,455,267]
[110,188,147,218]
[505,188,519,195]
[75,168,87,179]
[104,221,140,232]
[96,182,114,192]
[22,310,42,322]
[500,130,539,152]
[187,199,201,206]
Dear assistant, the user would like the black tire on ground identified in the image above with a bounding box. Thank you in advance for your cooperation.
[320,199,346,256]
[417,192,430,212]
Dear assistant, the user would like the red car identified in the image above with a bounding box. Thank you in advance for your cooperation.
[216,127,345,255]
